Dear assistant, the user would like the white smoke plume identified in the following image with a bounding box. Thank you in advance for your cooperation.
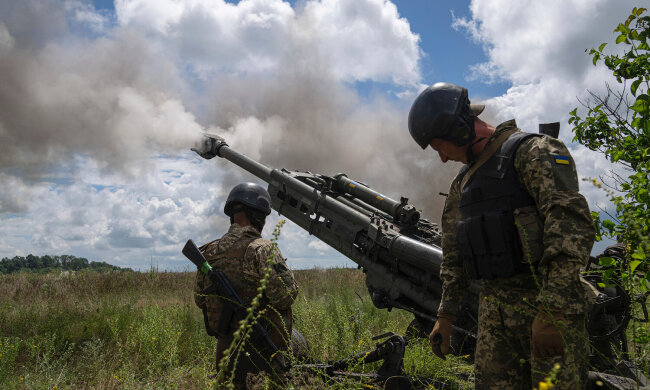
[0,0,454,268]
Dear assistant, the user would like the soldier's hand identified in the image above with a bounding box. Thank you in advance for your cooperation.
[429,313,455,360]
[531,307,565,358]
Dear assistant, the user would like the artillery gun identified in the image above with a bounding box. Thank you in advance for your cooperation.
[192,133,478,350]
[190,130,648,389]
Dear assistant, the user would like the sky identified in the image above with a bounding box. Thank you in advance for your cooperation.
[0,0,637,271]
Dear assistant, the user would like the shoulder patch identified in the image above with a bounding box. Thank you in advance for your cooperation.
[545,153,579,192]
[554,155,570,165]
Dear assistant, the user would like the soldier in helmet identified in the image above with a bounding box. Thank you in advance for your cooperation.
[409,83,595,389]
[194,182,298,389]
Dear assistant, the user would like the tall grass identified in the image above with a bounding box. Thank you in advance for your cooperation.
[0,269,471,389]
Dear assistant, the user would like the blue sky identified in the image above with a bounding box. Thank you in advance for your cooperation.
[0,0,635,270]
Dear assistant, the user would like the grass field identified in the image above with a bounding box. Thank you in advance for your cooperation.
[0,268,472,389]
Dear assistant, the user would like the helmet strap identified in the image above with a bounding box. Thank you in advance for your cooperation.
[465,137,486,164]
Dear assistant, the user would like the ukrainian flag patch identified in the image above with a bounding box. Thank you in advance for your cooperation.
[554,155,570,165]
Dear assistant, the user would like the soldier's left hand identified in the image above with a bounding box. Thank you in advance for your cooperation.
[531,308,565,358]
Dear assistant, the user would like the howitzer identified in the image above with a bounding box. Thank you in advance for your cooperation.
[182,239,287,371]
[192,133,480,350]
[191,133,650,388]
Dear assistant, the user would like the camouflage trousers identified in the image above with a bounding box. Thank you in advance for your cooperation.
[474,284,589,389]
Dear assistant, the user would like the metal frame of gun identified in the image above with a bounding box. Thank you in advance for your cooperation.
[192,133,479,345]
[295,332,462,390]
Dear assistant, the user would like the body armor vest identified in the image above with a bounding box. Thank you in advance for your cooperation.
[456,132,542,279]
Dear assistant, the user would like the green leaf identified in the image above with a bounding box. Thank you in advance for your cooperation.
[616,34,628,44]
[631,251,646,260]
[602,219,616,231]
[631,79,642,96]
[592,53,600,66]
[599,256,615,266]
[630,260,642,272]
[598,42,607,52]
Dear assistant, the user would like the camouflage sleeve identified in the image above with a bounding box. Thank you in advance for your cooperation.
[438,175,471,316]
[243,240,299,311]
[514,136,595,313]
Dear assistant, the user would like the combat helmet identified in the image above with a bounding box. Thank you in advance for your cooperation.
[224,183,272,217]
[408,82,485,149]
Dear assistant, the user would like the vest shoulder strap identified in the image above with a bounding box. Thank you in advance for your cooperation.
[460,128,517,190]
[499,131,541,159]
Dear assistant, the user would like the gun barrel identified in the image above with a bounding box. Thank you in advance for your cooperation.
[216,143,273,183]
[391,235,443,273]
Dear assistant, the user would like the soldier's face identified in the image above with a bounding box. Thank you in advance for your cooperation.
[429,138,468,164]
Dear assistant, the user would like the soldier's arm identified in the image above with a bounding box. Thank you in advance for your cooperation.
[244,242,298,311]
[515,136,595,313]
[438,176,471,315]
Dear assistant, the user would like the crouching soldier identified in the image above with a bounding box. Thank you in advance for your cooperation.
[194,183,299,389]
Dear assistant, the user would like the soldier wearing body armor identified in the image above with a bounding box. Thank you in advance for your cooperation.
[408,83,595,389]
[194,183,298,389]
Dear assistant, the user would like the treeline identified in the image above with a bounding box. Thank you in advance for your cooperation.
[0,254,130,274]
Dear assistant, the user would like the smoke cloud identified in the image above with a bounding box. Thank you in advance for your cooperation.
[0,0,456,268]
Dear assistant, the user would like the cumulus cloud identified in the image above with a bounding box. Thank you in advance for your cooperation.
[453,0,639,221]
[115,0,420,84]
[0,0,435,268]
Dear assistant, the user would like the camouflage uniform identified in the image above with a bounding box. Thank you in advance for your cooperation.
[194,223,298,388]
[438,120,595,389]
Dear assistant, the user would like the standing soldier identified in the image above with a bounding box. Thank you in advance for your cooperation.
[194,183,298,389]
[408,83,595,389]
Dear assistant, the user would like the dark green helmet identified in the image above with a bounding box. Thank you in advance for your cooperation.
[408,82,484,149]
[224,183,272,217]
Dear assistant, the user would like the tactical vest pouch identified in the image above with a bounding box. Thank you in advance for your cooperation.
[456,211,524,279]
[513,206,544,266]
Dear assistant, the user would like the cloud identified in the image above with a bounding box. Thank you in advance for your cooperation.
[0,0,446,268]
[453,0,639,221]
[308,240,330,252]
[0,174,40,214]
[115,0,421,85]
[454,0,631,84]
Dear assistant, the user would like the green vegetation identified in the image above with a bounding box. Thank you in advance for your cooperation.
[569,7,650,373]
[0,254,129,274]
[0,268,471,389]
[569,7,649,286]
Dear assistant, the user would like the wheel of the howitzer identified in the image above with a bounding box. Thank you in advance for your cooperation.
[291,328,310,362]
[583,273,631,371]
